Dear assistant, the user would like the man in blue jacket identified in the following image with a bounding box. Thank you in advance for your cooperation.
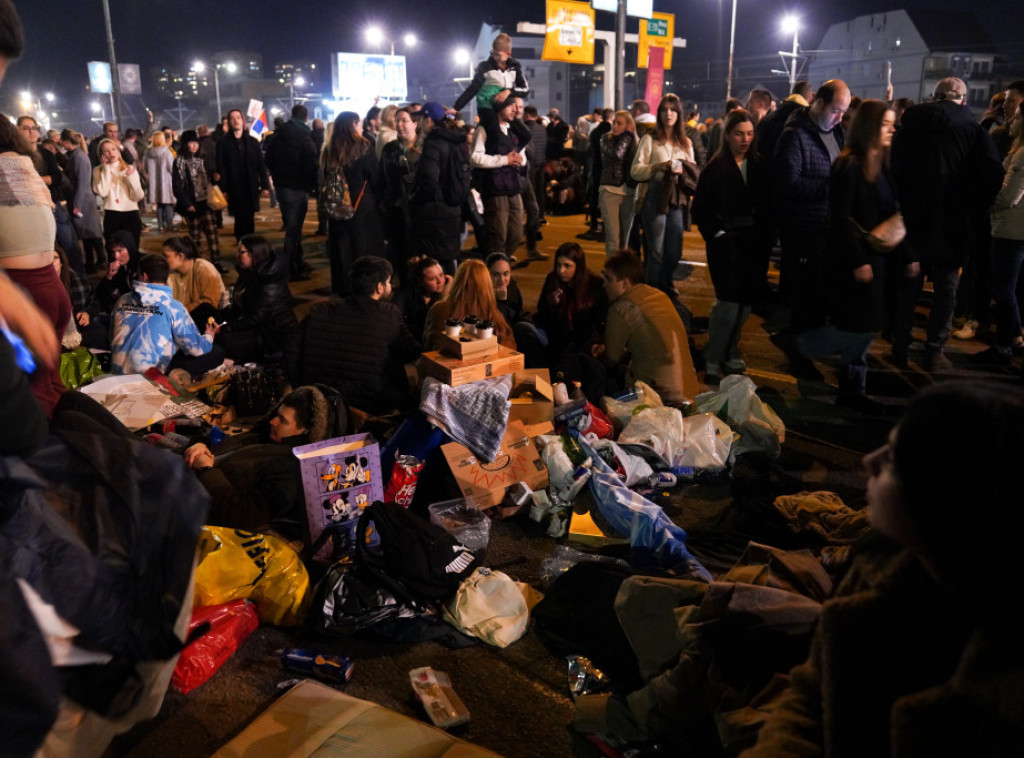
[111,254,224,378]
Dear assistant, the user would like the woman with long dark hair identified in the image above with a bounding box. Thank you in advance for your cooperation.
[219,234,299,377]
[516,241,606,366]
[321,111,384,295]
[691,108,772,381]
[631,93,696,296]
[793,99,916,413]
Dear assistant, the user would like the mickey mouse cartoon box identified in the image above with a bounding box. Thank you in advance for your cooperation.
[294,434,382,562]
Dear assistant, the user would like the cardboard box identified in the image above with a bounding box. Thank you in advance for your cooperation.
[441,421,549,510]
[294,434,383,562]
[418,345,524,387]
[436,332,500,360]
[508,369,555,426]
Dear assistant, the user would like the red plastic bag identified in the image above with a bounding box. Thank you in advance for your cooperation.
[171,599,259,694]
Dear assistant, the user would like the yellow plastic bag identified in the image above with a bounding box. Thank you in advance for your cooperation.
[194,526,310,626]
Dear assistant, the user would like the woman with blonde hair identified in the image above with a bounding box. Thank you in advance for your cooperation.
[93,137,145,247]
[423,258,515,350]
[631,93,696,296]
[598,109,638,256]
[145,131,176,232]
[375,104,400,159]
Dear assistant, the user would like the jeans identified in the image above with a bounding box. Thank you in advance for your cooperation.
[920,262,960,354]
[704,300,751,366]
[483,193,524,256]
[795,325,875,396]
[522,180,540,250]
[639,188,683,293]
[157,203,175,231]
[276,187,309,273]
[53,205,84,275]
[598,187,635,257]
[990,236,1024,347]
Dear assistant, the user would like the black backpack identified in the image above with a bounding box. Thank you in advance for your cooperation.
[355,501,479,606]
[443,143,473,208]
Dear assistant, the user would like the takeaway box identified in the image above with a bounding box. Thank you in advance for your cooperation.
[441,420,550,510]
[418,345,525,387]
[294,434,382,562]
[507,369,555,426]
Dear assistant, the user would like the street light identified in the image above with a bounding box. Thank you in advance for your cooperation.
[781,16,800,93]
[454,48,473,79]
[194,60,237,121]
[365,26,417,57]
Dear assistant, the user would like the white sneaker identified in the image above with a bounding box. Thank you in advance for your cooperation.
[952,319,979,340]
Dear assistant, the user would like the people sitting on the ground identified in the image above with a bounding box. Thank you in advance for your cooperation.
[423,258,516,350]
[516,242,607,367]
[396,256,451,344]
[592,252,699,404]
[93,230,140,314]
[218,234,300,377]
[742,381,1024,757]
[183,385,335,531]
[487,252,524,326]
[162,235,227,323]
[293,256,420,414]
[110,253,224,378]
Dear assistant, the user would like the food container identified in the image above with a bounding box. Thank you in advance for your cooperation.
[428,498,490,553]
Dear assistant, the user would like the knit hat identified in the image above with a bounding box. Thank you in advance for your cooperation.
[179,129,199,145]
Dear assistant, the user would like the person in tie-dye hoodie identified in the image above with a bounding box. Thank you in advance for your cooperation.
[110,253,224,378]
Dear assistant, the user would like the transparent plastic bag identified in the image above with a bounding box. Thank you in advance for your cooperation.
[694,374,786,459]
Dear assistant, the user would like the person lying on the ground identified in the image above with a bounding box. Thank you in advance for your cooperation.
[110,252,224,378]
[590,252,699,403]
[183,385,331,530]
[741,380,1024,758]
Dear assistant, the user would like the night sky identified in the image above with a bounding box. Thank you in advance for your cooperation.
[6,0,1020,111]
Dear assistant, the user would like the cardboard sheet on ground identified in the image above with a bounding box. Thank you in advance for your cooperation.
[442,421,551,509]
[79,374,210,430]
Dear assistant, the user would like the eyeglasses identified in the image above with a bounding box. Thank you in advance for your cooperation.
[20,125,40,132]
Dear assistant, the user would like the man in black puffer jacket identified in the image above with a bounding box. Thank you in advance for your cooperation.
[773,80,850,339]
[293,256,421,414]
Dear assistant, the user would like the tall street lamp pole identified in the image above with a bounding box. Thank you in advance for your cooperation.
[781,16,800,93]
[725,0,738,101]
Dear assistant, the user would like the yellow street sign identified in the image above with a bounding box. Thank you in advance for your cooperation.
[638,12,674,69]
[542,0,596,64]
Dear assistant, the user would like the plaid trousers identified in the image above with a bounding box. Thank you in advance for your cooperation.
[186,206,220,259]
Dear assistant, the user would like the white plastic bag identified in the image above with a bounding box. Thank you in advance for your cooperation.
[537,434,590,502]
[619,407,733,478]
[591,439,654,487]
[443,568,529,648]
[600,381,664,432]
[694,375,786,459]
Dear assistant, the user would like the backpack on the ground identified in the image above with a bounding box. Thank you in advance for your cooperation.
[443,145,473,208]
[355,501,479,606]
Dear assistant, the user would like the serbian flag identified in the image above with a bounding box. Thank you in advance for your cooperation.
[250,109,269,137]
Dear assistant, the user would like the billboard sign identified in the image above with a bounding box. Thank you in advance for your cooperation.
[331,53,407,101]
[88,61,112,94]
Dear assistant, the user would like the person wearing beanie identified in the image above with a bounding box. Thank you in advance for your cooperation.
[183,385,334,531]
